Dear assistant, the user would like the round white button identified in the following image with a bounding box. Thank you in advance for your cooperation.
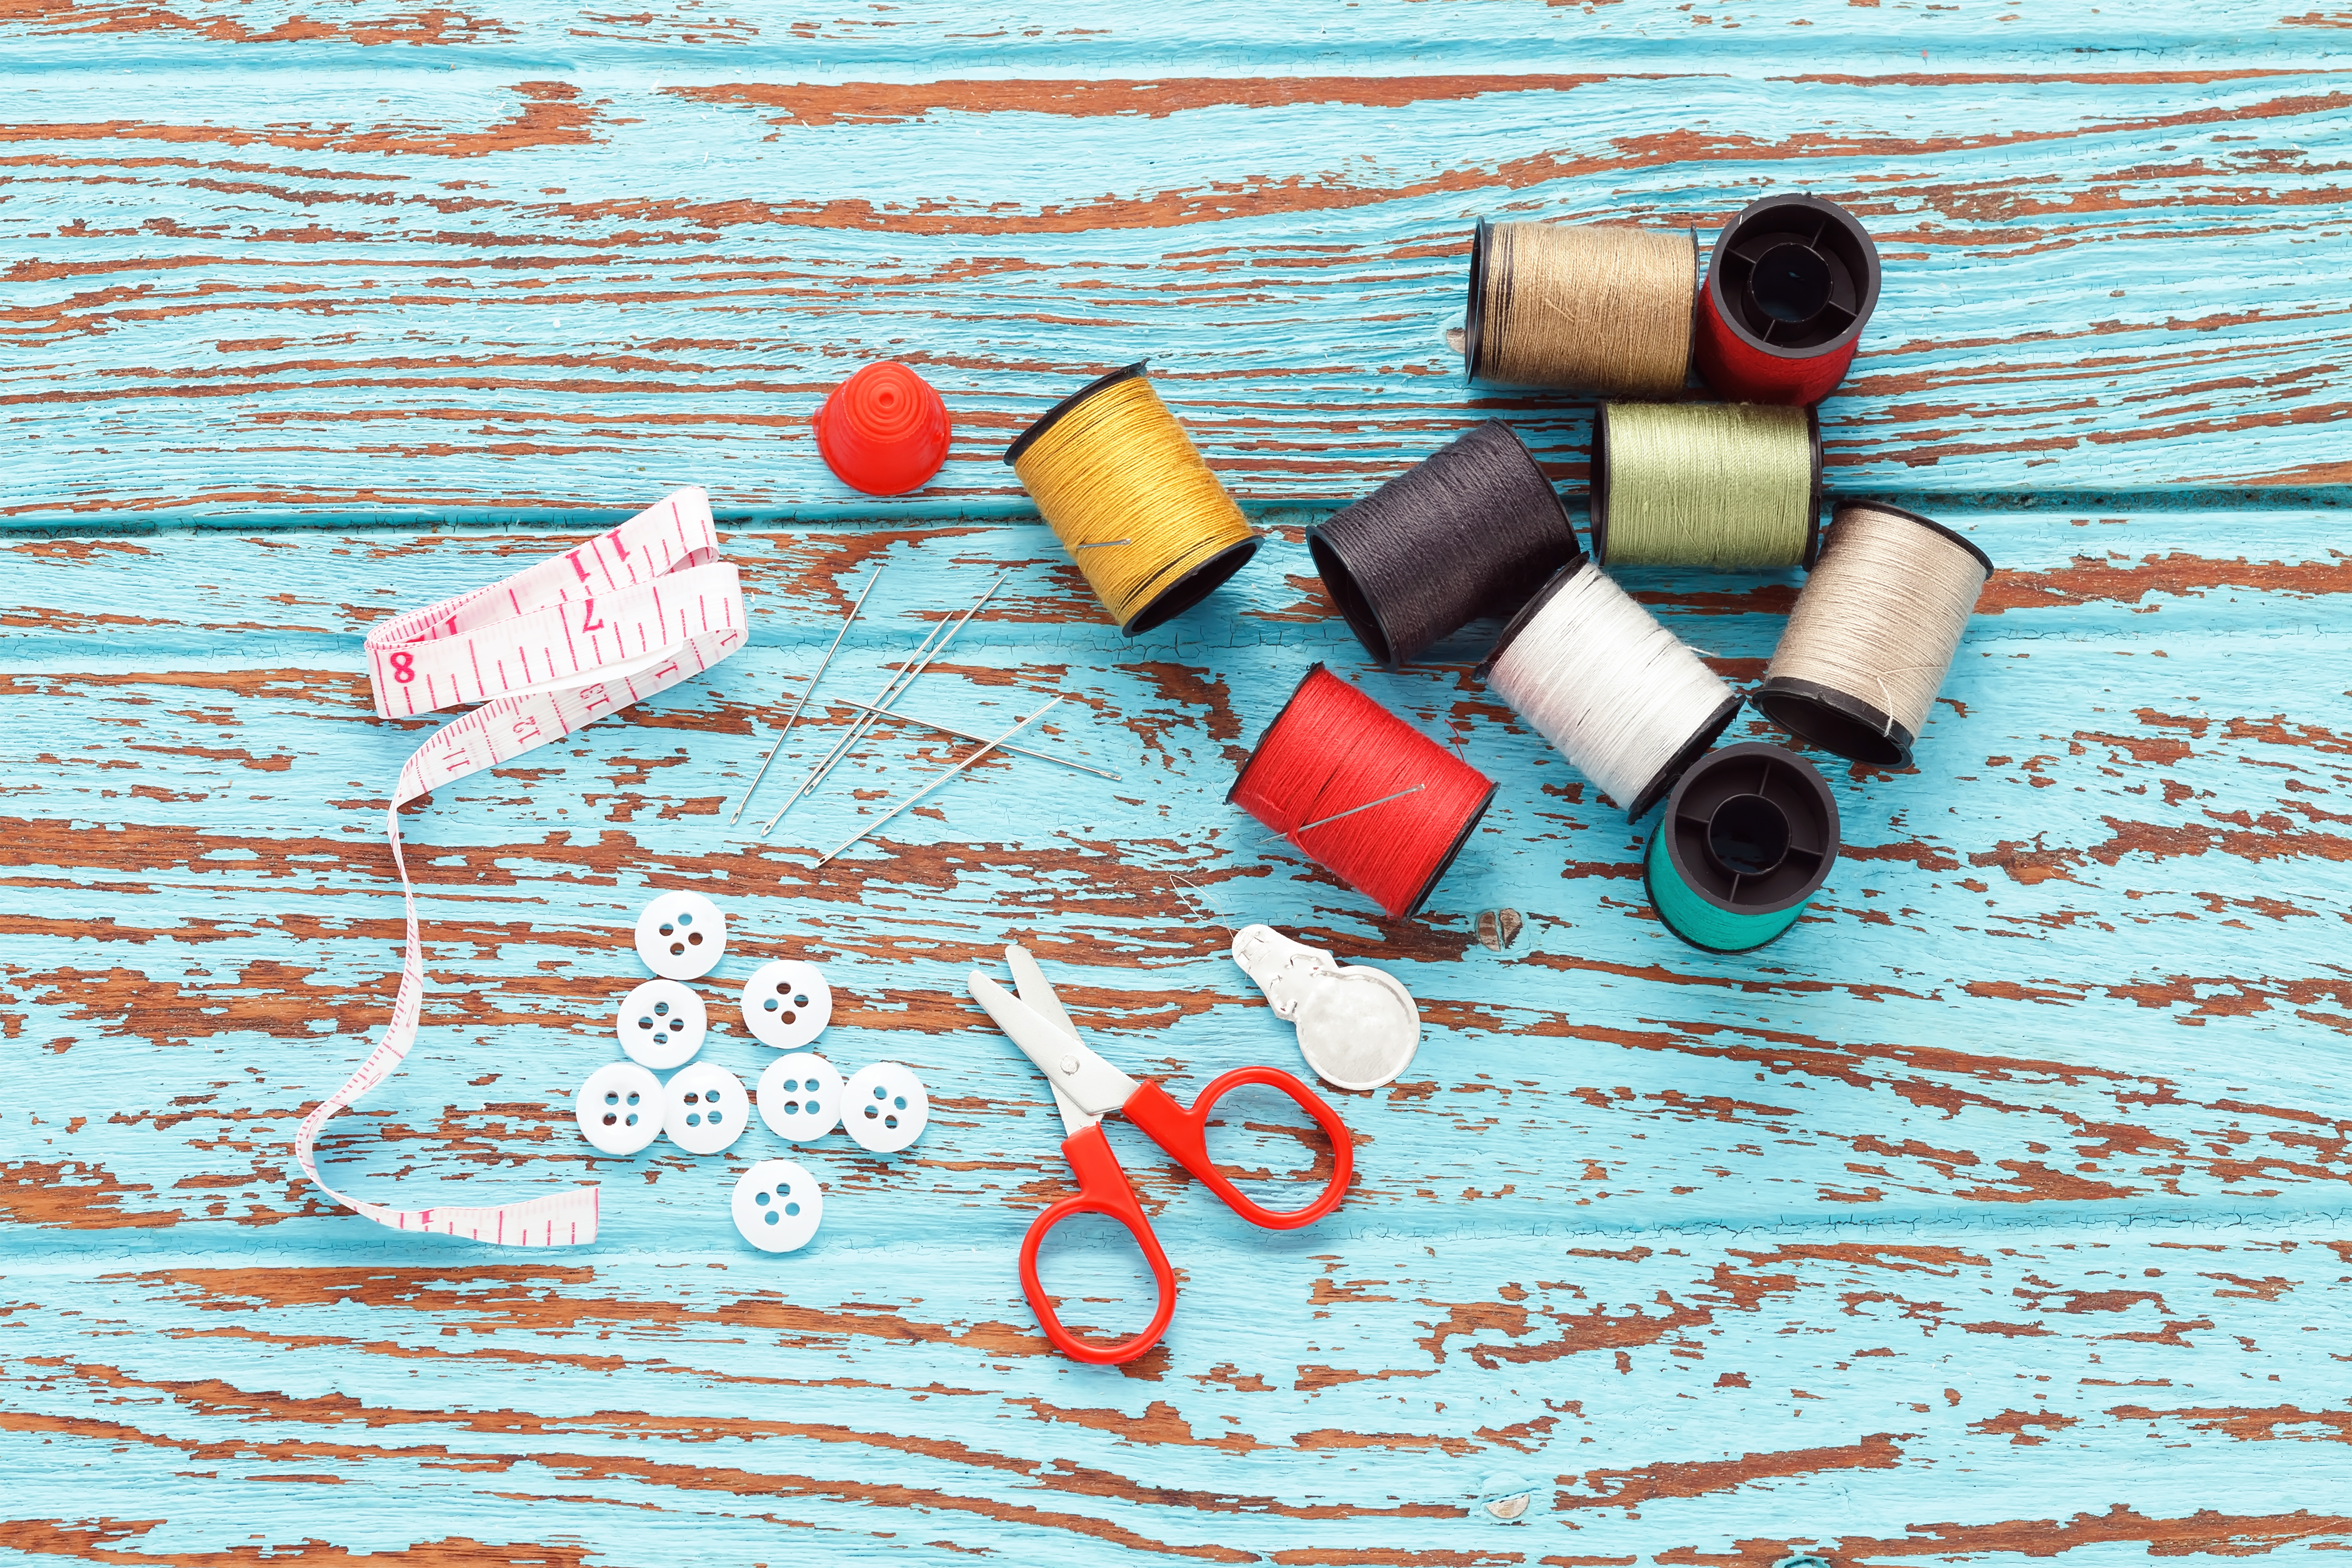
[663,1061,747,1155]
[634,891,726,980]
[615,979,706,1070]
[575,1061,662,1156]
[757,1052,843,1142]
[843,1061,928,1154]
[740,959,833,1050]
[731,1158,823,1253]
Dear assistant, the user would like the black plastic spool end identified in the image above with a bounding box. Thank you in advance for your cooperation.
[1462,218,1494,383]
[1644,740,1840,954]
[1704,195,1883,361]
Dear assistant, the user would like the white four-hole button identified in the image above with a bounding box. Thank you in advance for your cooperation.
[575,1061,663,1156]
[740,959,832,1050]
[663,1061,747,1155]
[615,978,706,1070]
[843,1061,928,1154]
[634,891,726,980]
[757,1052,843,1142]
[731,1158,823,1253]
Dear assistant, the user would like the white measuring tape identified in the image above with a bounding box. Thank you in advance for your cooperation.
[296,487,746,1246]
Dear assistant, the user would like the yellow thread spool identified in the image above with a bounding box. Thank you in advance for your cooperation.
[1004,363,1261,636]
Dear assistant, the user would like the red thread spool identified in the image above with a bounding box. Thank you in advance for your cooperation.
[1694,195,1881,406]
[1229,665,1496,920]
[814,361,952,496]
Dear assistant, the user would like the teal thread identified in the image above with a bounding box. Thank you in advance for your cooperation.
[1644,825,1808,953]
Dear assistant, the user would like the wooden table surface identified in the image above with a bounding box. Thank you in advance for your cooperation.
[7,3,2352,1562]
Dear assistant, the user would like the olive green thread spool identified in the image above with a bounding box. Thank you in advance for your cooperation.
[1591,402,1822,571]
[1642,742,1838,954]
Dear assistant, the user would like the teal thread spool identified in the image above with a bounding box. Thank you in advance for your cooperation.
[1643,741,1838,953]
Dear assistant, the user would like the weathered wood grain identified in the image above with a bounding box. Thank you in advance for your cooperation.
[6,504,2352,1560]
[7,5,2352,1563]
[6,3,2352,517]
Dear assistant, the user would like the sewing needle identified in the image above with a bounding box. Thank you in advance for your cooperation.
[813,697,1062,869]
[1295,784,1425,833]
[760,568,1010,840]
[729,564,884,826]
[835,698,1119,781]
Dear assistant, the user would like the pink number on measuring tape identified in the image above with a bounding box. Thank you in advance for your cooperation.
[298,487,745,1248]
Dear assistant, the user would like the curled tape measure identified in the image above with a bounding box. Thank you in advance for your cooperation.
[296,487,746,1246]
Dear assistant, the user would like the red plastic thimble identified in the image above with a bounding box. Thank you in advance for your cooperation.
[813,361,952,496]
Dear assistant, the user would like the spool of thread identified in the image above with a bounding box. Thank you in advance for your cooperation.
[1309,421,1581,667]
[1643,741,1839,953]
[1229,664,1496,920]
[1464,219,1698,398]
[1695,194,1882,406]
[1592,402,1822,570]
[1004,363,1261,636]
[1479,559,1740,820]
[1754,501,1994,768]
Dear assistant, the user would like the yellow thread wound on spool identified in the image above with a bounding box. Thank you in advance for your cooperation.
[1007,369,1259,635]
[1595,402,1819,569]
[1472,222,1697,398]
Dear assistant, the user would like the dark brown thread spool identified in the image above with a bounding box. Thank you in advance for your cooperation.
[1308,421,1583,668]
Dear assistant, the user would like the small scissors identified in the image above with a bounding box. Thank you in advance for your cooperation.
[968,945,1355,1364]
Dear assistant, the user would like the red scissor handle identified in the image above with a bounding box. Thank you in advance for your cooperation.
[1017,1122,1178,1366]
[1122,1066,1354,1230]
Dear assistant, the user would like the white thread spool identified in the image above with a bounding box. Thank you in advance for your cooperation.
[1480,558,1741,820]
[1755,501,1994,767]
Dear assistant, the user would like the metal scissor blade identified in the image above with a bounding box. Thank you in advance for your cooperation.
[1002,945,1089,1134]
[967,972,1140,1131]
[1006,944,1078,1040]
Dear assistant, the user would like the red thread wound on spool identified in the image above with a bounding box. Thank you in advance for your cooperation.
[1229,665,1496,920]
[815,361,952,496]
[1693,195,1881,406]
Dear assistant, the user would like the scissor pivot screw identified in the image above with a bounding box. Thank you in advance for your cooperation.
[1059,1053,1080,1076]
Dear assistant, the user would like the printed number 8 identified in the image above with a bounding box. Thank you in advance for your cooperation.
[390,651,416,683]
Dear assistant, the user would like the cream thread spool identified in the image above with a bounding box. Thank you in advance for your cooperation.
[1464,219,1699,398]
[1591,402,1822,570]
[1753,500,1996,767]
[1479,558,1741,820]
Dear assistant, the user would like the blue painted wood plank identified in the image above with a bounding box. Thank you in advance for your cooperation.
[7,7,2352,1562]
[5,23,2352,517]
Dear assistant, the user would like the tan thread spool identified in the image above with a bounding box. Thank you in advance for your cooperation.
[1592,402,1822,570]
[1464,220,1698,397]
[1754,501,1996,768]
[1004,363,1261,636]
